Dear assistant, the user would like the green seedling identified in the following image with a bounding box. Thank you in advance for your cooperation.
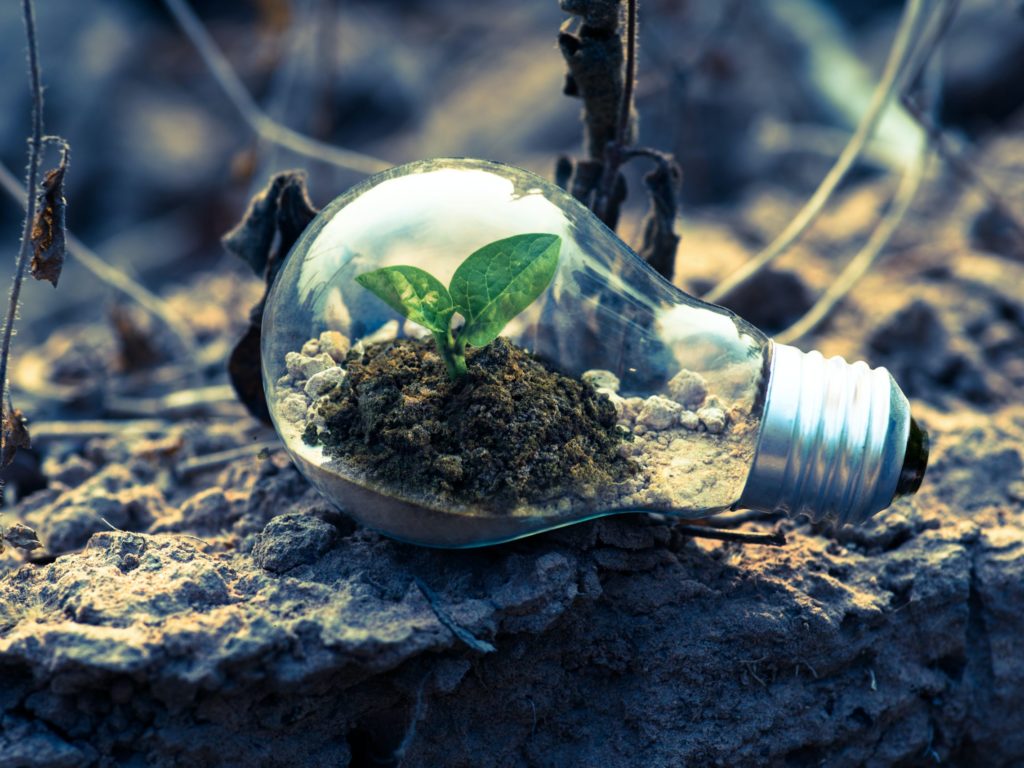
[356,233,561,380]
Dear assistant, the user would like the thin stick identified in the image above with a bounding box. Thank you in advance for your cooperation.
[161,0,390,176]
[1,0,45,429]
[105,384,240,418]
[675,524,787,547]
[775,143,929,345]
[28,419,171,442]
[702,0,927,304]
[616,0,638,150]
[594,0,640,223]
[902,95,1024,250]
[176,441,281,478]
[700,508,783,528]
[0,161,199,366]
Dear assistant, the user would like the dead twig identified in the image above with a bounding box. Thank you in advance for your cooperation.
[176,441,280,478]
[776,140,930,344]
[700,509,784,528]
[675,524,787,547]
[593,0,639,224]
[558,0,681,280]
[104,384,242,419]
[1,0,45,468]
[161,0,390,176]
[702,0,928,304]
[901,96,1024,254]
[414,577,496,654]
[27,419,171,443]
[0,161,200,368]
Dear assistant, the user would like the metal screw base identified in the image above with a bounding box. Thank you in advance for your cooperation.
[738,343,920,526]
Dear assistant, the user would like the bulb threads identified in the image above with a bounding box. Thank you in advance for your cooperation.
[738,343,915,526]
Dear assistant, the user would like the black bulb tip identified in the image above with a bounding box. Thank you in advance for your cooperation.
[895,417,929,497]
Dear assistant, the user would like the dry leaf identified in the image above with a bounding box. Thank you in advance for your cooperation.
[1,406,31,468]
[224,171,318,422]
[2,521,41,551]
[30,145,69,287]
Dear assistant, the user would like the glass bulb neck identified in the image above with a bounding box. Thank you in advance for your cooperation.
[738,343,927,526]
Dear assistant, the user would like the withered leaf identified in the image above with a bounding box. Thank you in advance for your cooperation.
[224,171,319,422]
[2,522,41,552]
[30,145,69,288]
[222,170,317,277]
[1,406,31,468]
[637,153,682,283]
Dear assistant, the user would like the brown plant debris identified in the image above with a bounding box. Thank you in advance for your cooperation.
[29,145,69,288]
[0,521,40,552]
[1,406,31,469]
[225,171,319,422]
[302,337,637,512]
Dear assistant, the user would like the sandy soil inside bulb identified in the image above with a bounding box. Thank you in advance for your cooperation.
[271,326,758,533]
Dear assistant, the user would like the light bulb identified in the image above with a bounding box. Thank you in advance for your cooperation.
[262,158,928,548]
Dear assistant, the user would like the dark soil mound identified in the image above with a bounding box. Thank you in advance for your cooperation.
[303,337,636,511]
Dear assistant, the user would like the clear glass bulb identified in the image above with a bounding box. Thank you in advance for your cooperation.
[262,159,928,547]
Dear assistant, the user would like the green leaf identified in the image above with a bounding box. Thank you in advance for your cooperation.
[449,233,561,347]
[355,266,455,334]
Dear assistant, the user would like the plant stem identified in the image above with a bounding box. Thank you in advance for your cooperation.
[1,0,44,425]
[161,0,389,175]
[702,0,928,304]
[432,330,467,381]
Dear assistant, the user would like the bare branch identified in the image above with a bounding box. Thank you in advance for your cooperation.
[775,143,929,345]
[104,385,241,419]
[902,95,1024,253]
[702,0,928,304]
[0,161,199,367]
[176,441,281,479]
[28,419,171,443]
[675,524,787,547]
[1,0,46,467]
[161,0,391,176]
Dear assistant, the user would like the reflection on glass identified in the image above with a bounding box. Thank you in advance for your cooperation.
[263,158,769,547]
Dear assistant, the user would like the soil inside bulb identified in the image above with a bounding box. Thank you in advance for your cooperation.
[272,327,759,539]
[299,336,639,512]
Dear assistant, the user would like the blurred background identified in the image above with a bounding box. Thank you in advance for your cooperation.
[0,0,1022,379]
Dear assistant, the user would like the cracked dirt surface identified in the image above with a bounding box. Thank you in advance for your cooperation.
[0,398,1022,766]
[3,125,1024,768]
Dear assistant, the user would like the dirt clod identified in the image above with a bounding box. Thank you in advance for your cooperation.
[303,337,637,512]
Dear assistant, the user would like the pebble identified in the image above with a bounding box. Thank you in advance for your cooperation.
[403,319,432,340]
[286,352,335,380]
[637,395,683,431]
[620,397,646,424]
[285,352,305,378]
[582,369,621,393]
[301,339,321,357]
[697,406,727,434]
[306,399,329,430]
[318,331,350,362]
[679,410,700,431]
[667,369,708,409]
[356,320,399,349]
[302,353,336,379]
[304,366,346,398]
[279,393,309,423]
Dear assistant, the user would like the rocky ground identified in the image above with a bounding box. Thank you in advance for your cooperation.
[2,1,1024,766]
[1,155,1023,765]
